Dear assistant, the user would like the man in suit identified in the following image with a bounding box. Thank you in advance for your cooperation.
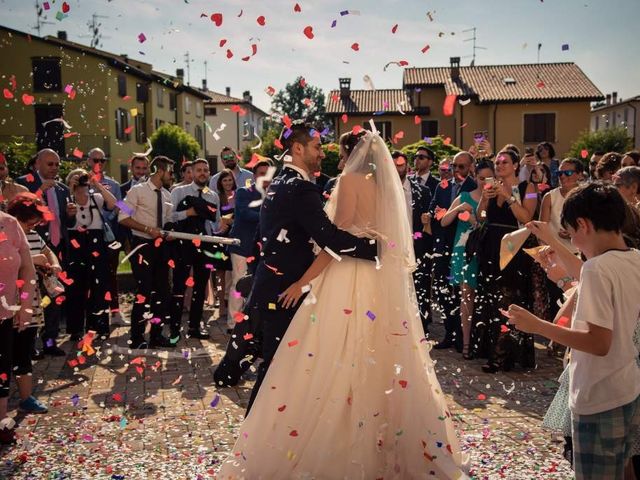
[245,123,378,413]
[210,147,253,191]
[16,148,77,356]
[226,160,271,331]
[392,151,433,331]
[429,152,477,351]
[169,158,224,341]
[410,146,440,198]
[119,155,150,255]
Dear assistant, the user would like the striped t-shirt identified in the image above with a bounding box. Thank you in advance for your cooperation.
[26,230,45,327]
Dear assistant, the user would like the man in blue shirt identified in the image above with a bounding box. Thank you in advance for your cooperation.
[87,148,123,326]
[170,158,228,340]
[226,159,272,331]
[209,147,253,191]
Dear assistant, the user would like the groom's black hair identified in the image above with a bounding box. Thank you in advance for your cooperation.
[280,122,318,152]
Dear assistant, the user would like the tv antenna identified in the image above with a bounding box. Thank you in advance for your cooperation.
[79,13,110,48]
[184,52,195,85]
[462,27,487,66]
[32,1,54,37]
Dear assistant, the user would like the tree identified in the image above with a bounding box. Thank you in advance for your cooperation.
[567,127,633,160]
[272,77,328,127]
[149,124,201,164]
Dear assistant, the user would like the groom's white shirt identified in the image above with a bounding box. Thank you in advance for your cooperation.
[283,164,310,181]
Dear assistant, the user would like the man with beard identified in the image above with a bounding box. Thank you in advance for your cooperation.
[169,159,227,340]
[118,156,175,349]
[209,147,253,191]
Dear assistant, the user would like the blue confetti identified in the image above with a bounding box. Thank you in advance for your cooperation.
[330,19,337,28]
[340,10,349,16]
[116,200,134,216]
[283,128,293,139]
[561,44,569,51]
[320,127,330,136]
[366,310,376,321]
[71,394,80,407]
[210,394,221,408]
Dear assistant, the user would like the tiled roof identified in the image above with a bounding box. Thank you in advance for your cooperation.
[325,89,412,115]
[205,91,246,104]
[403,63,603,103]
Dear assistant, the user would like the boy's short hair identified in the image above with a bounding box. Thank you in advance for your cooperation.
[252,159,272,173]
[561,182,627,233]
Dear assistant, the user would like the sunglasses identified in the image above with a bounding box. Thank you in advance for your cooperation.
[556,170,576,177]
[221,154,236,161]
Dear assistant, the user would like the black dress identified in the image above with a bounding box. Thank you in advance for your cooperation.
[471,181,536,370]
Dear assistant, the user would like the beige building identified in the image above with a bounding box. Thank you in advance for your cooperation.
[0,25,208,181]
[327,59,603,157]
[591,92,640,149]
[203,88,267,172]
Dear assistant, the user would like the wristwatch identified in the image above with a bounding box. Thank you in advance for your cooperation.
[556,277,573,290]
[506,196,516,206]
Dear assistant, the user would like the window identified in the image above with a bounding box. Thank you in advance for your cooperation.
[523,113,555,143]
[117,75,127,98]
[364,121,392,141]
[205,106,217,116]
[184,96,191,114]
[136,83,148,103]
[156,88,164,107]
[196,101,202,118]
[169,93,177,111]
[154,118,165,130]
[421,120,438,139]
[115,108,131,141]
[184,121,191,134]
[194,125,203,148]
[135,114,146,144]
[32,57,62,92]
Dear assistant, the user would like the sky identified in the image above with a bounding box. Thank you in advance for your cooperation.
[2,0,639,112]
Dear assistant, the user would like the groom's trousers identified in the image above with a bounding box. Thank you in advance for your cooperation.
[246,305,300,414]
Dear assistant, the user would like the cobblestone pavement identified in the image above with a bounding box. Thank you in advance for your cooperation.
[0,299,573,479]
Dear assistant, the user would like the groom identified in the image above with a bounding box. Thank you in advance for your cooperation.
[245,123,377,413]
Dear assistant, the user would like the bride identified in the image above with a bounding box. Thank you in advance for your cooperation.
[218,128,469,479]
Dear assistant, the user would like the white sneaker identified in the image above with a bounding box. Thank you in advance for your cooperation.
[111,311,130,326]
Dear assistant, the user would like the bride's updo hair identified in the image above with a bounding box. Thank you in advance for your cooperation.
[339,130,367,158]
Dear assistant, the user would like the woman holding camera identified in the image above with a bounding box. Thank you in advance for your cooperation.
[473,149,538,373]
[65,169,117,340]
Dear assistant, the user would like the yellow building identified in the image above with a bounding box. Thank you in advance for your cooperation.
[0,25,208,181]
[327,58,603,157]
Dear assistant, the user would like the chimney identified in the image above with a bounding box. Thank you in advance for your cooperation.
[606,94,611,106]
[176,69,184,82]
[243,90,252,103]
[225,87,231,97]
[57,31,67,41]
[450,57,461,81]
[612,91,618,104]
[339,78,351,99]
[202,79,207,90]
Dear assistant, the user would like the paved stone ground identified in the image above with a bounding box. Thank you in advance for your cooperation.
[0,297,573,479]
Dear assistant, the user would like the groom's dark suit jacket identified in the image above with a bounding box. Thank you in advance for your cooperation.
[247,166,377,309]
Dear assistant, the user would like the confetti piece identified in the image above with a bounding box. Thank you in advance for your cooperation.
[500,324,510,333]
[294,3,301,12]
[324,246,342,262]
[287,339,299,347]
[399,380,408,388]
[3,89,14,99]
[303,26,314,39]
[477,393,486,400]
[391,24,398,34]
[21,93,35,105]
[458,211,471,222]
[421,44,431,54]
[561,44,569,51]
[580,149,588,159]
[210,13,223,26]
[278,404,286,412]
[210,394,220,407]
[557,316,570,327]
[443,94,456,116]
[61,2,70,13]
[366,310,376,321]
[137,33,146,43]
[351,42,360,51]
[256,15,266,26]
[289,430,298,437]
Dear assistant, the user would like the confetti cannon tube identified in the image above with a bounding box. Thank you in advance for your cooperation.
[161,230,240,246]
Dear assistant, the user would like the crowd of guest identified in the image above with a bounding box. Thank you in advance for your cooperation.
[0,136,639,470]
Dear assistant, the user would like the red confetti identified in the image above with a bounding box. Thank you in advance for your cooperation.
[391,24,398,34]
[72,148,83,158]
[536,80,545,88]
[293,3,301,12]
[500,324,510,333]
[124,126,134,134]
[0,373,7,381]
[477,393,487,400]
[219,39,227,47]
[21,93,35,105]
[287,339,299,347]
[243,333,253,340]
[226,49,233,59]
[61,1,70,13]
[154,237,163,247]
[167,259,175,268]
[557,316,570,327]
[299,78,306,87]
[421,44,431,53]
[341,113,348,124]
[112,393,123,402]
[274,138,283,150]
[104,291,112,302]
[185,276,195,287]
[351,125,363,135]
[458,211,471,222]
[343,308,352,315]
[580,149,588,159]
[351,42,360,51]
[278,404,286,412]
[211,13,223,26]
[136,294,146,303]
[443,137,452,145]
[399,380,408,388]
[435,207,447,221]
[443,94,457,116]
[289,430,298,437]
[303,25,314,39]
[256,15,266,26]
[192,238,201,247]
[3,88,14,99]
[414,115,421,125]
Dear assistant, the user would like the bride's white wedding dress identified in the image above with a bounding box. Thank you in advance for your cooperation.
[218,132,468,479]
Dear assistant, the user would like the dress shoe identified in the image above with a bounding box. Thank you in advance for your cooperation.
[32,348,44,360]
[187,328,210,340]
[43,345,66,357]
[433,340,453,350]
[149,336,176,349]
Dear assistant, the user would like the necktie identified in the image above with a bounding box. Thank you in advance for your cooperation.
[46,187,61,247]
[198,189,203,198]
[155,189,162,228]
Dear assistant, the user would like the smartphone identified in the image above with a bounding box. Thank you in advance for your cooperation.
[485,177,495,186]
[473,131,486,144]
[525,147,534,155]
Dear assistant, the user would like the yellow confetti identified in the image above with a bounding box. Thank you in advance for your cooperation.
[268,302,277,310]
[130,108,138,117]
[40,295,51,308]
